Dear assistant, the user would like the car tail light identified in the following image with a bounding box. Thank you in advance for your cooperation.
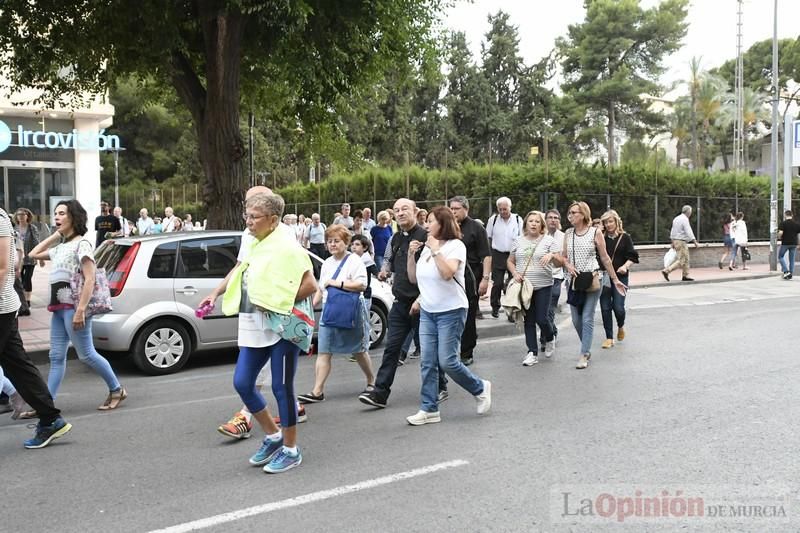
[108,242,140,297]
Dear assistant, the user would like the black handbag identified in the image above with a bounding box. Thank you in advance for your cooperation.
[742,247,751,261]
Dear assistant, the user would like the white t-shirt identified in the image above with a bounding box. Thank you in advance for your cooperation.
[416,239,468,313]
[319,253,367,304]
[0,209,20,314]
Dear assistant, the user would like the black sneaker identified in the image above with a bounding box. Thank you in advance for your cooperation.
[297,392,325,404]
[397,351,408,366]
[358,390,387,409]
[24,416,72,449]
[408,349,420,359]
[461,355,474,366]
[661,270,670,282]
[681,276,694,282]
[491,309,499,318]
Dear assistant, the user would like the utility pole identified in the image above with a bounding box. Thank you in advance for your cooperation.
[733,0,745,171]
[769,0,779,271]
[248,112,255,188]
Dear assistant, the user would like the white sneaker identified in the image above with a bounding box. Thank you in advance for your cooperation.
[544,341,555,358]
[522,352,538,366]
[406,410,441,426]
[475,380,492,415]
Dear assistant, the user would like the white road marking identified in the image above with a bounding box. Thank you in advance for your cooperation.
[629,293,796,311]
[147,459,470,533]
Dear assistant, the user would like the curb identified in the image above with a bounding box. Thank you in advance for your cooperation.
[633,272,776,289]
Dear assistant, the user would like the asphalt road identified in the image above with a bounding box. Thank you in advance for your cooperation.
[2,277,799,532]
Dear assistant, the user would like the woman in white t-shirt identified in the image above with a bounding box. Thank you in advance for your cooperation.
[507,210,562,366]
[28,199,126,410]
[404,207,492,426]
[297,225,375,405]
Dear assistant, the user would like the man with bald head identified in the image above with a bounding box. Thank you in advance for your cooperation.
[359,198,427,409]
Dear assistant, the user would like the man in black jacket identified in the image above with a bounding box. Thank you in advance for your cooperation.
[359,198,426,408]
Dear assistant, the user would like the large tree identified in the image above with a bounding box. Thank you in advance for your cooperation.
[0,0,442,228]
[557,0,688,166]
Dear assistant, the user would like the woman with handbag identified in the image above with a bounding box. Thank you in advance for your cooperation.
[297,224,375,404]
[13,208,44,314]
[405,207,491,426]
[507,210,563,366]
[28,200,126,409]
[562,202,627,370]
[730,212,749,270]
[598,210,639,349]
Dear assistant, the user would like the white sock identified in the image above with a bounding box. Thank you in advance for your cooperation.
[266,430,282,442]
[240,409,252,423]
[283,445,298,455]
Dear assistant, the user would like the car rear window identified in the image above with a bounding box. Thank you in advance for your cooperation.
[95,243,131,271]
[148,242,178,278]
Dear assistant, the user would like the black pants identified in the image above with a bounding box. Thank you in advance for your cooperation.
[0,311,60,425]
[20,264,35,293]
[460,263,481,358]
[490,250,510,312]
[309,243,328,259]
[373,300,419,401]
[13,277,28,313]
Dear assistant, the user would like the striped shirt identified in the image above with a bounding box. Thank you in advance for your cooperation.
[0,208,21,314]
[511,235,559,290]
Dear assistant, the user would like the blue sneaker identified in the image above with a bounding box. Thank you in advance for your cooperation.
[24,417,72,449]
[248,437,283,466]
[263,447,302,473]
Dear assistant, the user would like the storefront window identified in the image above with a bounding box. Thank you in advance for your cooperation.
[7,168,42,216]
[44,168,75,226]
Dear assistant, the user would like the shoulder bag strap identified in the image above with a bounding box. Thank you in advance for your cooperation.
[609,234,623,263]
[330,253,350,281]
[519,237,540,276]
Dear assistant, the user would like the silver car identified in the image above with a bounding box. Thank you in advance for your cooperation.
[92,231,392,375]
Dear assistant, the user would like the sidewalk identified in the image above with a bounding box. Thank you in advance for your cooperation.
[18,261,783,362]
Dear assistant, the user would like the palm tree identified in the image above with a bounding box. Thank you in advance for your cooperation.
[669,97,693,167]
[695,73,728,169]
[720,87,770,168]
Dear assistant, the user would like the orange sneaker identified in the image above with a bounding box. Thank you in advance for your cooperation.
[217,412,253,440]
[274,404,308,426]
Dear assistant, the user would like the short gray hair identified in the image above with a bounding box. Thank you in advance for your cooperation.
[682,205,692,215]
[449,196,469,210]
[496,196,512,208]
[247,193,285,217]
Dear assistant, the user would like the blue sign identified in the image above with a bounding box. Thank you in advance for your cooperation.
[795,121,800,149]
[0,119,121,152]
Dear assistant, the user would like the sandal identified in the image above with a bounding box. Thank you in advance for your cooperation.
[98,387,128,410]
[18,409,38,420]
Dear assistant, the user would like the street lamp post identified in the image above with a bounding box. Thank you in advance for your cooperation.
[769,0,779,271]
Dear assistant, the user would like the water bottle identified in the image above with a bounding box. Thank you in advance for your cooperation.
[195,302,214,318]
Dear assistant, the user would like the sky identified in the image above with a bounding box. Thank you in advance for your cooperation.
[444,0,800,87]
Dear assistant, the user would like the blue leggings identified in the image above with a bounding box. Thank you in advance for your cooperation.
[233,339,300,428]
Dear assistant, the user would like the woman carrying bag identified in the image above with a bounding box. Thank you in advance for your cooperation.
[598,210,639,349]
[562,202,626,370]
[507,211,562,366]
[298,225,375,404]
[28,200,126,409]
[13,208,43,313]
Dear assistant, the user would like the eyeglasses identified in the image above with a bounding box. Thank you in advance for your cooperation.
[242,213,266,222]
[547,215,560,220]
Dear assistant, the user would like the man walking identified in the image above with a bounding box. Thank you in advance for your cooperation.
[449,196,490,366]
[136,208,154,236]
[362,207,376,232]
[306,213,327,259]
[359,198,426,409]
[778,210,800,280]
[0,207,72,449]
[162,206,178,233]
[486,197,523,318]
[662,205,698,282]
[541,209,565,350]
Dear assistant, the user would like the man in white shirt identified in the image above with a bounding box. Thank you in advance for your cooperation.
[183,214,195,231]
[113,207,131,237]
[543,209,565,349]
[136,208,154,236]
[362,207,376,232]
[485,196,523,318]
[162,207,177,232]
[662,205,698,282]
[306,213,327,259]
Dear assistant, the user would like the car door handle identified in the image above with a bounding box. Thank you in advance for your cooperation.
[176,287,198,295]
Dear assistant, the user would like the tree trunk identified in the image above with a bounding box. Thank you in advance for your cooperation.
[169,4,246,230]
[690,92,698,169]
[607,102,616,167]
[675,140,683,168]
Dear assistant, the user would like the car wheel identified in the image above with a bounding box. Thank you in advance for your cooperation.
[369,304,387,349]
[132,320,192,375]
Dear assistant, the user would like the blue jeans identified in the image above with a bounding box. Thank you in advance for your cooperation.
[779,245,796,274]
[48,308,121,398]
[525,286,553,353]
[374,254,385,272]
[541,278,562,346]
[569,289,600,355]
[600,273,628,339]
[233,340,300,427]
[419,308,483,413]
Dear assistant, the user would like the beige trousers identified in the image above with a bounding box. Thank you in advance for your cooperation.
[666,239,690,276]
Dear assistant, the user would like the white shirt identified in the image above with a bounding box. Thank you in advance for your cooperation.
[669,214,696,242]
[319,253,367,304]
[416,239,468,313]
[0,209,20,314]
[162,215,177,233]
[548,228,565,280]
[119,217,131,237]
[137,217,154,236]
[486,213,523,253]
[731,220,748,245]
[363,218,376,232]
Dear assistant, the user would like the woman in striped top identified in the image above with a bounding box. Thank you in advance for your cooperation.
[507,211,563,366]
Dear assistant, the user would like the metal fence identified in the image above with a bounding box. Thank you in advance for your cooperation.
[288,193,778,246]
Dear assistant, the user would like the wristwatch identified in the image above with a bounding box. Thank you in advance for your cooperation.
[482,275,490,280]
[431,250,440,257]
